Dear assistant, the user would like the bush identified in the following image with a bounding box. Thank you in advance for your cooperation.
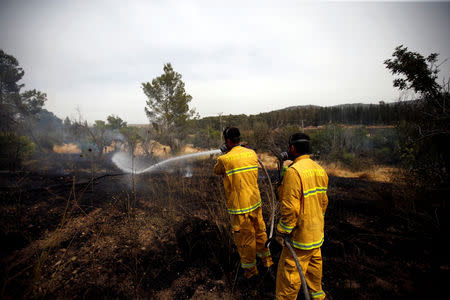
[309,125,338,156]
[190,127,221,149]
[369,129,399,164]
[246,122,272,151]
[373,147,394,164]
[270,125,303,153]
[0,132,35,171]
[309,125,399,170]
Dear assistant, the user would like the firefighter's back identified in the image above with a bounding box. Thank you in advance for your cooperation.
[219,145,261,214]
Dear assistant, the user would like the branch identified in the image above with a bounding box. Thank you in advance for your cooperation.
[410,130,450,145]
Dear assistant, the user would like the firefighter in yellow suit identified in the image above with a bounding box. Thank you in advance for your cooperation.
[214,127,274,279]
[276,133,328,300]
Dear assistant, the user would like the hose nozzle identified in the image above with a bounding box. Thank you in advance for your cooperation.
[219,143,228,154]
[279,151,288,161]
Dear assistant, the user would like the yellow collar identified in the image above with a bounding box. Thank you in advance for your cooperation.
[293,154,310,163]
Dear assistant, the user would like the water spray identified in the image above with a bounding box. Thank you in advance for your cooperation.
[111,149,221,174]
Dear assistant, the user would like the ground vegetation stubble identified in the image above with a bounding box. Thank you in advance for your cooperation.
[0,154,443,299]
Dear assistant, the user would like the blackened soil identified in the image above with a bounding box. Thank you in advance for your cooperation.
[0,165,448,299]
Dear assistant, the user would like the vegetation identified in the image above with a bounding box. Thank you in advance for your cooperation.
[142,63,197,153]
[192,102,404,134]
[384,45,449,189]
[2,46,447,182]
[0,49,48,169]
[119,126,143,155]
[0,132,35,171]
[0,50,47,131]
[106,114,127,130]
[0,46,446,185]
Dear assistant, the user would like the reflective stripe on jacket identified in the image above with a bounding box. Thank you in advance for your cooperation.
[214,145,261,214]
[277,155,328,250]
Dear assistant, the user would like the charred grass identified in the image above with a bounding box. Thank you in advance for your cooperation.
[0,156,448,299]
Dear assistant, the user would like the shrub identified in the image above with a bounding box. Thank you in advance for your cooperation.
[0,132,35,171]
[246,122,272,151]
[190,127,221,149]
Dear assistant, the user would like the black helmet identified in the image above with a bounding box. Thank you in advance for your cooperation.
[288,133,310,155]
[223,127,240,140]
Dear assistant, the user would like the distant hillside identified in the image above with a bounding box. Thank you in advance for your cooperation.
[278,101,398,112]
[193,101,410,131]
[274,104,321,112]
[129,101,412,130]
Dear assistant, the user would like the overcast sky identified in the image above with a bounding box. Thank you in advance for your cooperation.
[1,0,449,124]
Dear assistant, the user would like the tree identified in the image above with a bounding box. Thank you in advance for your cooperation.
[138,125,158,160]
[119,126,143,155]
[0,50,46,131]
[385,45,449,188]
[105,114,127,152]
[16,89,47,117]
[0,49,48,163]
[89,120,108,158]
[0,50,24,100]
[106,114,127,130]
[142,63,197,152]
[1,49,25,131]
[63,116,72,128]
[384,45,441,97]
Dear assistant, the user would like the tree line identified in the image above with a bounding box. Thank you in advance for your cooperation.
[193,102,408,132]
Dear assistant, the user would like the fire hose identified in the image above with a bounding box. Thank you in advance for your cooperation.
[265,237,311,300]
[258,158,311,300]
[257,158,276,243]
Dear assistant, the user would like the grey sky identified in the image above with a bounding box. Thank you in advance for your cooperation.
[1,0,449,124]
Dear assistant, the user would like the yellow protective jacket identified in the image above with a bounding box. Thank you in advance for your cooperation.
[214,145,261,214]
[277,155,328,250]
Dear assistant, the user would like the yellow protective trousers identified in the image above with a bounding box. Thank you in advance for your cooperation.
[276,246,325,300]
[230,207,274,278]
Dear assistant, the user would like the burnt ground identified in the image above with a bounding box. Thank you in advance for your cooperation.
[0,155,449,299]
